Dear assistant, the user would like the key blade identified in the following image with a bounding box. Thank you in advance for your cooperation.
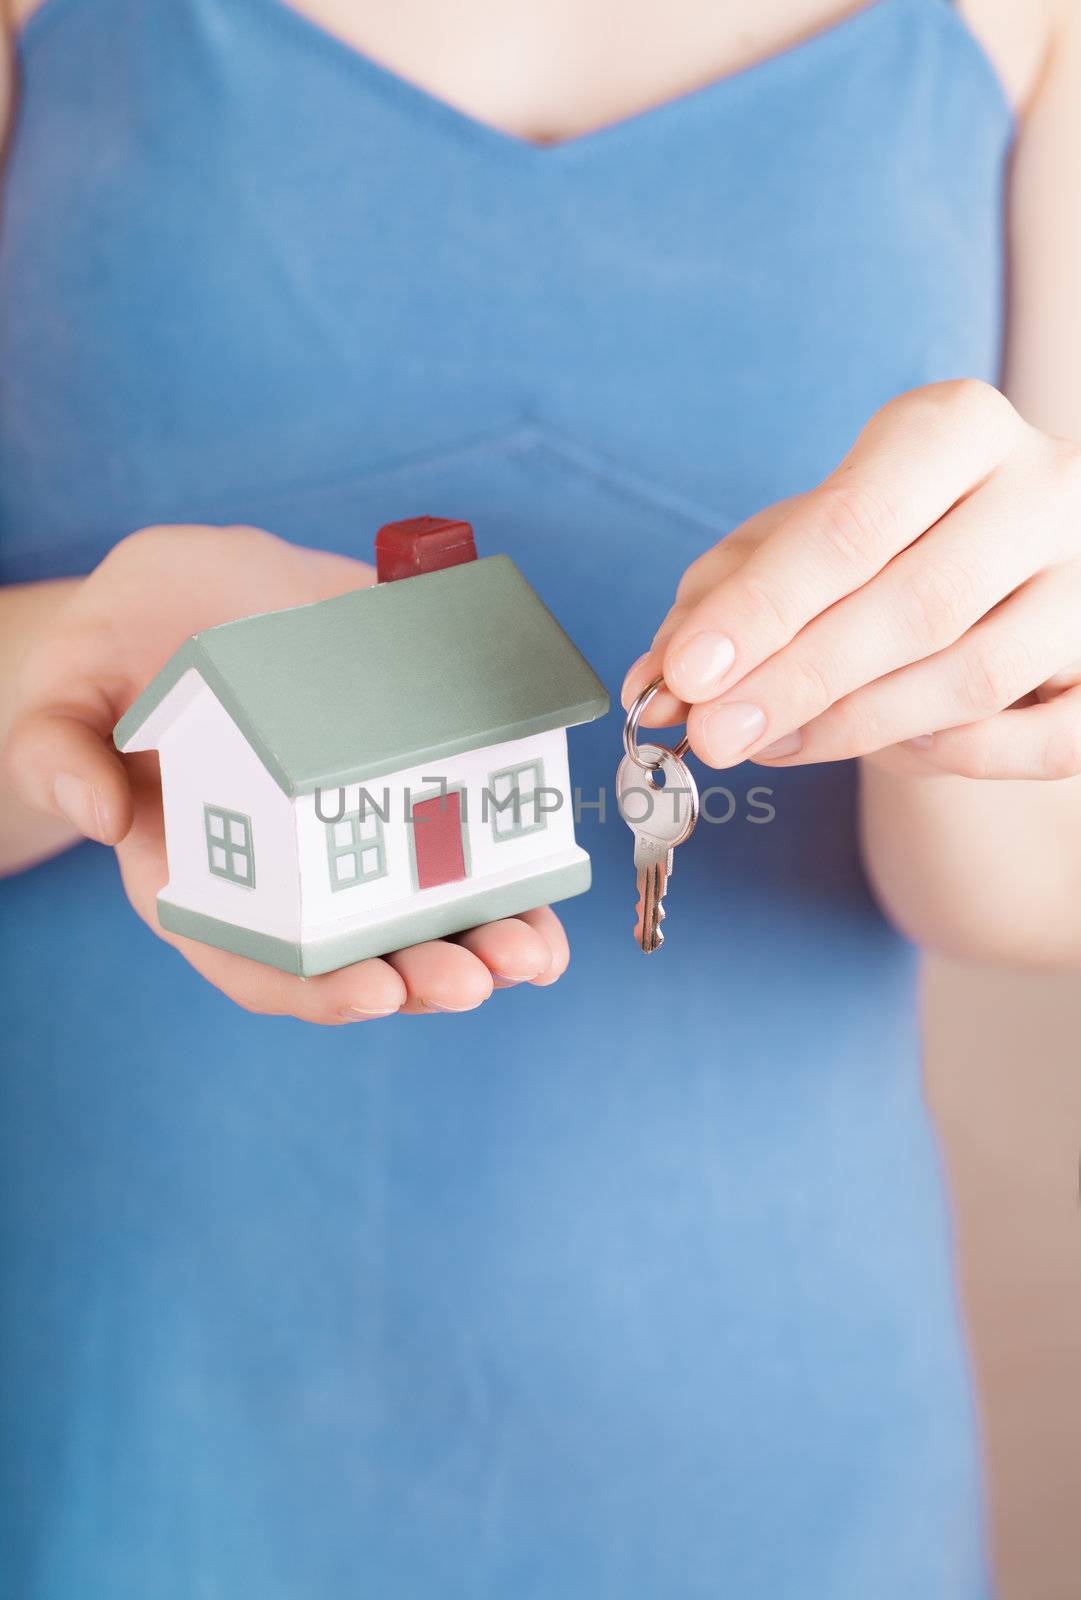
[634,862,667,953]
[617,744,697,954]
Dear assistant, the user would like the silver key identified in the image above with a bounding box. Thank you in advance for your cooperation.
[616,742,699,952]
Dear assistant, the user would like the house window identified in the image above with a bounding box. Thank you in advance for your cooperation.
[326,805,388,891]
[488,758,546,841]
[204,805,255,888]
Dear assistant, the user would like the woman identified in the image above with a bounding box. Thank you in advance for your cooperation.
[1,0,1078,1593]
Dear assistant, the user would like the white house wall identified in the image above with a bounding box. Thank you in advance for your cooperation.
[154,676,301,942]
[294,728,579,936]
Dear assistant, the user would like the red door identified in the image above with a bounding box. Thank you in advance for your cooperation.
[412,790,467,890]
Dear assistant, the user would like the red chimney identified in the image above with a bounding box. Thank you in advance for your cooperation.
[375,516,477,583]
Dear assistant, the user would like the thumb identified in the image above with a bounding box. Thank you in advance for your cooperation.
[619,498,798,719]
[4,697,135,845]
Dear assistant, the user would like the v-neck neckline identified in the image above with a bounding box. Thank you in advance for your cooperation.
[19,0,1010,155]
[257,0,946,159]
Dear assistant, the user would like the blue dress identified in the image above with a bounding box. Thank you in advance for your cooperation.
[0,0,1011,1593]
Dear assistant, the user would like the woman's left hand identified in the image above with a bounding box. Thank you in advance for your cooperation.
[622,380,1081,780]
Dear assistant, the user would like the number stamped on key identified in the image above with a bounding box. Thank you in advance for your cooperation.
[616,742,699,952]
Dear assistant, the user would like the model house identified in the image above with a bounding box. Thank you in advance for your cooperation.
[113,518,609,976]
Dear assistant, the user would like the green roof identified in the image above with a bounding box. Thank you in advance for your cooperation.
[114,556,609,795]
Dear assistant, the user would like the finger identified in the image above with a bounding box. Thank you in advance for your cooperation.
[685,477,1049,766]
[3,577,140,842]
[108,523,373,621]
[905,686,1081,780]
[386,939,495,1015]
[663,381,1025,703]
[4,700,134,843]
[621,617,692,729]
[620,503,794,720]
[294,541,378,598]
[515,904,571,985]
[455,916,554,985]
[778,566,1081,764]
[183,939,408,1023]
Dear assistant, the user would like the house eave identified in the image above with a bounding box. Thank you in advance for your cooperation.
[113,641,296,794]
[286,693,610,797]
[115,657,608,799]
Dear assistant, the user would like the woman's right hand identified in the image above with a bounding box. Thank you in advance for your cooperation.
[2,524,569,1022]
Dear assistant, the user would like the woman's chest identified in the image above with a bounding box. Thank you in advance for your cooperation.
[0,0,1012,575]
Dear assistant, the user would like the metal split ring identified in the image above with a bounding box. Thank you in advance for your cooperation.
[622,676,690,772]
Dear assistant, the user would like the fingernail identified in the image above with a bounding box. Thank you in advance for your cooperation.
[422,999,478,1014]
[667,631,736,698]
[491,966,545,986]
[699,703,767,765]
[339,1004,398,1021]
[907,734,933,750]
[620,652,653,707]
[53,773,106,841]
[757,729,803,760]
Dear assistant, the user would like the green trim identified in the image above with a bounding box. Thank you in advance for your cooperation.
[300,855,592,976]
[487,757,547,842]
[158,901,303,975]
[407,782,471,893]
[204,804,255,888]
[325,803,388,892]
[156,854,591,978]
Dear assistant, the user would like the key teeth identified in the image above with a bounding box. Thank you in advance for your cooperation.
[634,888,666,953]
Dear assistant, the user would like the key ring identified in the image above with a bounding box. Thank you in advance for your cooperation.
[622,676,691,773]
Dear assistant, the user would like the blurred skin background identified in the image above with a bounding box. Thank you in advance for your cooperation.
[926,962,1081,1600]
